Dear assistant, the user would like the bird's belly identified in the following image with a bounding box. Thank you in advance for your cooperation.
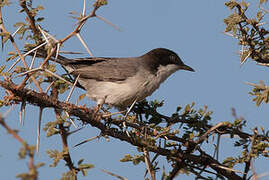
[79,68,173,108]
[80,75,160,107]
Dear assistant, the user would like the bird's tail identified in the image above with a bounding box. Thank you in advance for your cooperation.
[25,48,86,90]
[25,48,71,66]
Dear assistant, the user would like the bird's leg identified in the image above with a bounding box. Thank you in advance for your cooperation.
[93,98,106,115]
[92,99,105,120]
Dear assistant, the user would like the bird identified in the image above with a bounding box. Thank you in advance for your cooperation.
[34,48,194,109]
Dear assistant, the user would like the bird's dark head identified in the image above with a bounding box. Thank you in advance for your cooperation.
[146,48,195,72]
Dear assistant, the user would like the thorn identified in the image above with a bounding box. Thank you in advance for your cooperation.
[55,43,60,60]
[38,26,58,46]
[64,111,77,128]
[240,47,251,66]
[44,69,73,86]
[76,33,93,57]
[102,169,128,180]
[68,126,84,136]
[17,67,42,77]
[124,98,137,119]
[36,108,43,154]
[257,62,269,67]
[96,15,121,32]
[58,51,84,55]
[12,26,23,37]
[29,50,37,69]
[102,110,126,118]
[19,101,26,126]
[74,135,101,147]
[7,42,47,72]
[245,81,258,87]
[82,0,86,16]
[212,163,244,174]
[123,98,137,137]
[66,74,80,102]
[45,82,54,94]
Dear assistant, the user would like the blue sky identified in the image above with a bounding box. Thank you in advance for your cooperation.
[0,0,268,179]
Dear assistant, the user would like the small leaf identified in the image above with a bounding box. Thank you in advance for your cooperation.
[78,159,84,165]
[0,65,6,73]
[37,17,44,22]
[120,154,133,162]
[77,93,86,104]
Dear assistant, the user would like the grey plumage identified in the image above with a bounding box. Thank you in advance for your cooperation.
[34,48,194,109]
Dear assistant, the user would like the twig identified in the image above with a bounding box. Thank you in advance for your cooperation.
[250,160,257,180]
[19,0,41,40]
[243,128,258,179]
[0,114,24,143]
[0,113,38,180]
[40,46,57,68]
[214,134,221,180]
[53,82,78,179]
[195,122,224,144]
[58,115,79,179]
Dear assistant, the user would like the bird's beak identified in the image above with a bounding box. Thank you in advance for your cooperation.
[181,64,195,72]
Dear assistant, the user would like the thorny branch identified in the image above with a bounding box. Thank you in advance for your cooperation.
[0,79,258,180]
[0,7,43,93]
[224,1,269,65]
[52,83,79,179]
[19,0,42,41]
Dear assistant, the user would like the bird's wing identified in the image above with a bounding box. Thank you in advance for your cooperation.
[67,57,141,82]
